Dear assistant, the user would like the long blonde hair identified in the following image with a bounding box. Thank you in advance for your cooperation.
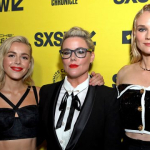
[131,4,150,63]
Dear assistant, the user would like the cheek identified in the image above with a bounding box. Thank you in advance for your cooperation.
[3,58,11,68]
[136,34,144,49]
[25,61,31,69]
[79,58,90,67]
[136,33,144,42]
[62,59,69,68]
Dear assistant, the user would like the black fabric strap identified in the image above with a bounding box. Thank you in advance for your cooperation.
[0,92,15,108]
[65,93,81,131]
[32,86,38,104]
[14,86,31,110]
[0,86,31,110]
[56,92,81,131]
[56,92,69,129]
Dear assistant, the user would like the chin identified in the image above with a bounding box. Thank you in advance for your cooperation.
[68,75,79,79]
[67,72,80,79]
[68,72,88,80]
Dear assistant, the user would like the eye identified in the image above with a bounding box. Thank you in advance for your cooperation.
[8,54,15,57]
[77,49,86,54]
[62,50,71,55]
[138,28,146,32]
[22,56,29,60]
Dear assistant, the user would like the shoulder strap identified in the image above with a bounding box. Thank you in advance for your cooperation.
[14,86,31,110]
[0,92,15,108]
[32,86,38,104]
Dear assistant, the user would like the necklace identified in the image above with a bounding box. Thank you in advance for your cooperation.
[139,62,150,71]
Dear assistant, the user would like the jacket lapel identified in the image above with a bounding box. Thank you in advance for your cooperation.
[47,80,64,149]
[66,85,97,150]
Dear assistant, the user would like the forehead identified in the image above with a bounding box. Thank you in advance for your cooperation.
[136,11,150,26]
[62,37,88,49]
[9,42,30,54]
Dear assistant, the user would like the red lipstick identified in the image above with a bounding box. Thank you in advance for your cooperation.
[11,67,23,72]
[69,64,79,68]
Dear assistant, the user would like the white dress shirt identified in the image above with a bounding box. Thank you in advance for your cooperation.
[55,76,89,150]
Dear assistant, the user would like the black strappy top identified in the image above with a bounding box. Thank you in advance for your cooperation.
[0,86,39,140]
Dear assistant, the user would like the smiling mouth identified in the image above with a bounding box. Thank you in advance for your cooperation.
[69,64,79,68]
[144,43,150,46]
[11,67,23,72]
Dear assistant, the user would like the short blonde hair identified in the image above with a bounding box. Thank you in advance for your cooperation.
[61,26,95,51]
[131,4,150,63]
[0,36,34,89]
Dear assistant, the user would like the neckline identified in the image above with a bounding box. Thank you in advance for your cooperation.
[0,86,31,110]
[139,61,150,71]
[0,104,37,110]
[117,84,150,88]
[63,76,89,95]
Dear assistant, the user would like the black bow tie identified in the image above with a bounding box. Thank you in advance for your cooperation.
[56,92,81,131]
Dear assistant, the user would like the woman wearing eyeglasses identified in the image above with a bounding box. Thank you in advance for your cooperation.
[38,26,121,150]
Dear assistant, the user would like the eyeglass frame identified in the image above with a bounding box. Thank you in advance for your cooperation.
[59,48,93,59]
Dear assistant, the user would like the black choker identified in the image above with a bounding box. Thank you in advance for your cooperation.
[139,63,150,71]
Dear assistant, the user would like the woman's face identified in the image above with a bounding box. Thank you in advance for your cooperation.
[136,11,150,55]
[3,42,31,81]
[62,37,95,82]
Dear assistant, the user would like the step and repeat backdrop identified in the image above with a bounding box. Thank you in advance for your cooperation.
[0,0,149,88]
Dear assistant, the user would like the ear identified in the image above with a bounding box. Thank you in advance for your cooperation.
[28,61,31,70]
[90,52,95,63]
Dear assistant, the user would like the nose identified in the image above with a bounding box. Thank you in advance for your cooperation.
[70,51,77,60]
[15,56,21,65]
[146,31,150,40]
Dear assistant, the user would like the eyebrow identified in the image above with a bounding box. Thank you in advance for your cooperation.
[137,25,146,27]
[62,47,87,50]
[7,51,30,57]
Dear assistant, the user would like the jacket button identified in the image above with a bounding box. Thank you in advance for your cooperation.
[137,106,142,111]
[138,125,143,131]
[140,89,144,94]
[60,140,63,144]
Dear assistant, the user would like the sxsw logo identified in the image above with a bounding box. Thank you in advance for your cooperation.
[0,34,13,44]
[122,31,132,44]
[0,0,23,12]
[34,31,96,47]
[53,69,66,83]
[114,0,148,4]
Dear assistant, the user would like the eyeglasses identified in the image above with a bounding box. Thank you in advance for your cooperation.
[59,48,93,59]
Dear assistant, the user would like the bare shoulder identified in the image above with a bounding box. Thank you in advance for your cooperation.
[116,63,137,85]
[34,86,40,102]
[117,65,132,76]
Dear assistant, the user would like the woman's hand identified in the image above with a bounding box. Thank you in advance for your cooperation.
[89,71,104,86]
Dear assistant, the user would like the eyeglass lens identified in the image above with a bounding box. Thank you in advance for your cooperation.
[61,48,87,58]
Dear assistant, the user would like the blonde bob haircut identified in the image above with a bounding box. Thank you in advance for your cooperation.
[0,36,34,89]
[61,26,95,51]
[131,4,150,63]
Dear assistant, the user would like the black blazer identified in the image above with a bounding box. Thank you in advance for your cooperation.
[37,80,121,150]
